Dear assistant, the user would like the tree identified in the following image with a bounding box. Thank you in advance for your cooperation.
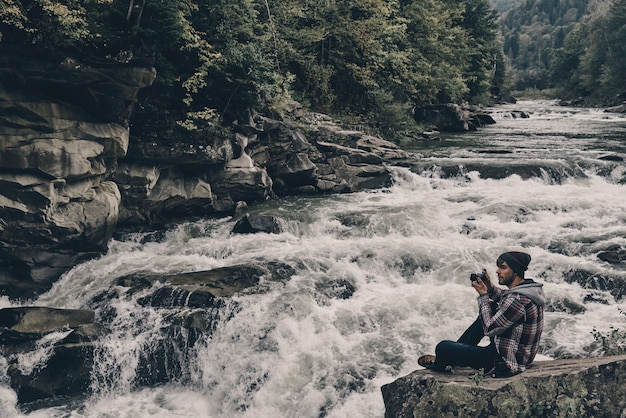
[551,0,626,104]
[452,0,501,102]
[1,0,509,138]
[0,0,90,48]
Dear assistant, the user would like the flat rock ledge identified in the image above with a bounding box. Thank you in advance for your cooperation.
[381,355,626,418]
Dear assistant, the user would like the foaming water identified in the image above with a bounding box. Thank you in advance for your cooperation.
[2,100,626,417]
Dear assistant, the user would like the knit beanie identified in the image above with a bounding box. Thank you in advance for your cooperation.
[498,251,531,277]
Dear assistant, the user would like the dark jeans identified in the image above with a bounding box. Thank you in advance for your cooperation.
[430,316,501,372]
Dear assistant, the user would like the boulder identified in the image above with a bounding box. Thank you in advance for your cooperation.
[604,104,626,113]
[413,104,501,132]
[470,113,497,127]
[560,268,626,301]
[232,213,284,234]
[414,104,471,132]
[114,163,217,224]
[597,245,626,265]
[113,262,296,309]
[0,307,102,405]
[382,355,626,418]
[208,166,274,213]
[355,135,414,160]
[0,307,95,333]
[8,344,95,406]
[246,116,319,194]
[311,140,392,192]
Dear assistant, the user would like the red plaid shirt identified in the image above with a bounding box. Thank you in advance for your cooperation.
[478,280,545,373]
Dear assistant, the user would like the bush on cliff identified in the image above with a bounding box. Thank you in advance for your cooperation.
[591,309,626,356]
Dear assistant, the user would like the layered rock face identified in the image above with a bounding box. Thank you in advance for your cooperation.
[0,47,156,299]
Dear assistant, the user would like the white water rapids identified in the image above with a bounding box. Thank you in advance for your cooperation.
[1,100,626,417]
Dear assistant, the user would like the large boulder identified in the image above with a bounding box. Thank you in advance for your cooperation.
[381,355,626,418]
[113,162,217,224]
[0,307,102,405]
[232,213,284,234]
[294,119,413,193]
[313,140,392,192]
[413,104,498,132]
[246,116,319,195]
[414,104,471,132]
[208,166,274,213]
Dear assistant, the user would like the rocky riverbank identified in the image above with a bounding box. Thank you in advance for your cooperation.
[0,46,414,300]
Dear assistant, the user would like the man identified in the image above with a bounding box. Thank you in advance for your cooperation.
[418,251,545,377]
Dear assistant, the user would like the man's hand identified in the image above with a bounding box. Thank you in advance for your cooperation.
[472,269,492,295]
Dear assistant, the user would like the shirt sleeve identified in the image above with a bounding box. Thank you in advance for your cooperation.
[478,292,526,338]
[488,285,503,302]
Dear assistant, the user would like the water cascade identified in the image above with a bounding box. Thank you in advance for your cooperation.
[1,100,626,417]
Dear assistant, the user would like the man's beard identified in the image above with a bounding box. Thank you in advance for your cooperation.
[499,273,515,287]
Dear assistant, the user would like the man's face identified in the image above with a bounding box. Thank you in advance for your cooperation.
[496,260,516,287]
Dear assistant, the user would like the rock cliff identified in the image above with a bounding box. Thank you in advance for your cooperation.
[381,355,626,418]
[0,47,156,299]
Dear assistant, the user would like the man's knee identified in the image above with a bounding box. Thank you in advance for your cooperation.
[435,340,457,355]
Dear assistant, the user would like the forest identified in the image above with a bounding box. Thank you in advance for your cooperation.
[1,0,625,141]
[500,0,626,104]
[0,0,504,139]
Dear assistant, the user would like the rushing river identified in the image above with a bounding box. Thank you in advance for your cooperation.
[2,100,626,417]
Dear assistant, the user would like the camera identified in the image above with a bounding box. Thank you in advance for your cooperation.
[470,272,487,282]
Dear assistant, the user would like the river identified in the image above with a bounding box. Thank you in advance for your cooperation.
[1,100,626,417]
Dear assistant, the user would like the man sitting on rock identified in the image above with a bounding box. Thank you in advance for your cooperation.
[418,251,545,378]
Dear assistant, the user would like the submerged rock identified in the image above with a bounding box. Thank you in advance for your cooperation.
[561,269,626,301]
[0,261,297,407]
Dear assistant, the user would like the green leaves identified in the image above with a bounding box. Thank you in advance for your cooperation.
[0,0,90,47]
[551,0,626,104]
[590,310,626,356]
[272,0,500,119]
[1,0,504,134]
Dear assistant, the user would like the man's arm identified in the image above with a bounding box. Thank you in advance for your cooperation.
[478,294,527,338]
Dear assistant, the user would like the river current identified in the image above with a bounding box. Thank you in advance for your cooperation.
[1,100,626,417]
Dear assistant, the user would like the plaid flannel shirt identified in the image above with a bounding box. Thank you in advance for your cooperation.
[477,281,544,373]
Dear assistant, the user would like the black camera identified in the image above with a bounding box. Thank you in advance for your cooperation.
[470,272,487,282]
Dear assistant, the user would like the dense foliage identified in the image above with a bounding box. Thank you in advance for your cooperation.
[0,0,503,136]
[551,0,626,103]
[499,0,592,91]
[500,0,626,104]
